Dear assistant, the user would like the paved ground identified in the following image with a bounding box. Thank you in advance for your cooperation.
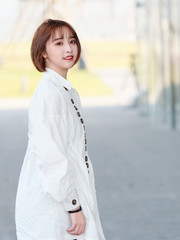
[85,105,180,240]
[0,101,180,240]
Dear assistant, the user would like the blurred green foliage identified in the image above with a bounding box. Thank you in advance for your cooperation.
[0,41,136,98]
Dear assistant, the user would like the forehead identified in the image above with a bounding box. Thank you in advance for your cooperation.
[50,27,74,41]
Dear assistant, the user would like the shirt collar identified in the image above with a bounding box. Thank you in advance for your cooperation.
[44,67,72,91]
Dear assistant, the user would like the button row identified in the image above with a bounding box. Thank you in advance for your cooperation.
[70,98,89,174]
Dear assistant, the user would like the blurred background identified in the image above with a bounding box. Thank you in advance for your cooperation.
[0,0,180,240]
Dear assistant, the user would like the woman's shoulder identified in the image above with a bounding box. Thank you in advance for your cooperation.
[29,78,67,120]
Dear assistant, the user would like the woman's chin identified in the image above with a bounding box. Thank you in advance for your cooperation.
[66,62,76,69]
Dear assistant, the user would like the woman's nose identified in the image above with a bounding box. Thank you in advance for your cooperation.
[65,42,72,52]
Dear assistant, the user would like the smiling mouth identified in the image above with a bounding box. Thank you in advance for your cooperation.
[64,56,73,60]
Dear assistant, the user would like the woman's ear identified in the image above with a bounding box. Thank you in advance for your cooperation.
[42,52,47,59]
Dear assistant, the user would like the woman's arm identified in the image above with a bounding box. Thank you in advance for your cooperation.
[31,114,80,212]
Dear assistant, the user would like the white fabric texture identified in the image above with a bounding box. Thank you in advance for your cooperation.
[15,67,106,240]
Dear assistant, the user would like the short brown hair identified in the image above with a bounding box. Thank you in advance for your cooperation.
[31,19,81,72]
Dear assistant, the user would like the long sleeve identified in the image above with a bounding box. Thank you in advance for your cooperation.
[31,114,80,211]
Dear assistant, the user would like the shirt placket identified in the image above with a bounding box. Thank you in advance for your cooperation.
[64,87,90,175]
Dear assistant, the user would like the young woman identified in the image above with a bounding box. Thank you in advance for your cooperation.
[15,19,106,240]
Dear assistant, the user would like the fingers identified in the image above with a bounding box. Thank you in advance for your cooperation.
[67,223,77,232]
[66,211,86,236]
[69,225,81,235]
[78,225,85,235]
[67,222,86,235]
[67,226,84,235]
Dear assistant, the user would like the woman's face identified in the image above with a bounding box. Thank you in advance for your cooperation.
[43,27,78,78]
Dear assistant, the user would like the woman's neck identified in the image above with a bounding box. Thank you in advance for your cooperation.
[46,65,68,79]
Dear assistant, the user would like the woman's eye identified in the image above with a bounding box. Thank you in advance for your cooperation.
[56,42,63,45]
[71,40,76,44]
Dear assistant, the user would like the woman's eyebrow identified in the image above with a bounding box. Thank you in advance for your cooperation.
[52,36,75,42]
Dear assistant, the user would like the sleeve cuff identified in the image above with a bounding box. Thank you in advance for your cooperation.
[62,189,80,211]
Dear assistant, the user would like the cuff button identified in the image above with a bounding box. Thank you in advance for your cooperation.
[72,199,77,205]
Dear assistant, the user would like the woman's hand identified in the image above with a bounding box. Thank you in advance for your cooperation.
[66,206,86,235]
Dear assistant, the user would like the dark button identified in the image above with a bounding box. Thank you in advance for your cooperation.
[77,112,81,117]
[84,133,86,138]
[74,105,78,110]
[85,139,87,144]
[83,125,85,130]
[85,156,88,162]
[63,87,68,91]
[72,199,76,205]
[71,99,74,104]
[80,118,84,124]
[86,162,89,168]
[85,146,87,151]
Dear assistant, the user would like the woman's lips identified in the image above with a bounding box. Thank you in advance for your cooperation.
[64,56,73,60]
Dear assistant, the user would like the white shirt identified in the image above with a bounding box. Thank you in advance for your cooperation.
[15,67,106,240]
